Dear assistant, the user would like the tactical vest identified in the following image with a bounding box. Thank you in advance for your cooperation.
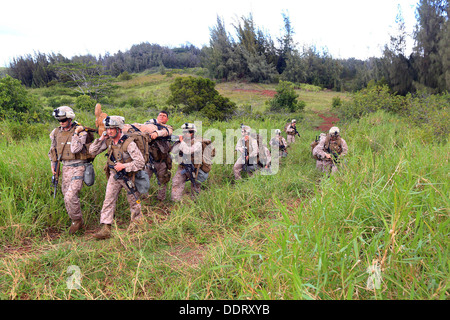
[324,135,343,155]
[105,137,134,167]
[244,137,259,166]
[54,123,94,161]
[278,136,286,149]
[148,122,172,161]
[178,138,215,174]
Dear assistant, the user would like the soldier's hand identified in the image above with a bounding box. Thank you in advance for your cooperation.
[150,132,158,140]
[75,126,84,134]
[99,131,107,141]
[325,153,332,159]
[114,163,126,172]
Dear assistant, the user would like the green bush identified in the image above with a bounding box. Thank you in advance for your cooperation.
[0,75,49,122]
[404,91,450,142]
[334,85,405,120]
[47,95,75,109]
[269,81,305,113]
[117,71,132,81]
[75,95,97,112]
[167,76,236,121]
[332,96,342,108]
[333,86,449,142]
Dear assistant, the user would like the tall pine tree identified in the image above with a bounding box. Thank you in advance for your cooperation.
[413,0,448,92]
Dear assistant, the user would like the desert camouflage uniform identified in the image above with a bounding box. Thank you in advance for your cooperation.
[89,136,145,225]
[48,126,89,222]
[259,145,272,169]
[233,136,259,180]
[270,135,288,158]
[171,137,203,201]
[286,124,297,144]
[312,133,327,171]
[313,135,348,174]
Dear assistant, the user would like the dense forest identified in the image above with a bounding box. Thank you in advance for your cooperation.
[3,0,449,94]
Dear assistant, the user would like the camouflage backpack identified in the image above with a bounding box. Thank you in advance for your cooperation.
[123,124,150,164]
[198,138,215,173]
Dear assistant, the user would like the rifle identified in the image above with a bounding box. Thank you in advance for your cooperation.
[279,143,288,154]
[330,151,340,164]
[325,145,340,165]
[148,153,161,186]
[180,162,198,193]
[293,127,300,137]
[52,154,62,198]
[242,138,249,172]
[108,154,140,204]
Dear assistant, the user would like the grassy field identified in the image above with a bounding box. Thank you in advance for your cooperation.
[0,73,448,301]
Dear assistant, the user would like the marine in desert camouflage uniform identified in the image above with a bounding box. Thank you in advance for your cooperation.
[312,133,327,171]
[89,116,145,239]
[286,119,298,144]
[270,129,288,158]
[313,127,348,174]
[48,106,92,235]
[171,123,203,202]
[233,125,259,180]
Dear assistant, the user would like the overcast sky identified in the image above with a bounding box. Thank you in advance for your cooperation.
[1,0,419,67]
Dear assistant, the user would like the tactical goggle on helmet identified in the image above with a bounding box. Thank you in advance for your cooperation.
[103,116,125,129]
[329,126,340,137]
[181,122,196,133]
[53,106,75,121]
[241,125,251,135]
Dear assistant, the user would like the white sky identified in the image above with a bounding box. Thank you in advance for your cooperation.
[0,0,419,67]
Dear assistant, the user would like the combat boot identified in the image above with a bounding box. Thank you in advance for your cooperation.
[157,188,166,201]
[69,219,84,235]
[93,224,111,240]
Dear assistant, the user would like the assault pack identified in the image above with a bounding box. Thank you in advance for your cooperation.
[310,135,322,160]
[123,124,151,164]
[198,138,215,173]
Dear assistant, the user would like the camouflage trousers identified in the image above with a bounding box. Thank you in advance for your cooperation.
[233,156,258,179]
[317,160,339,174]
[287,134,295,144]
[99,173,142,225]
[145,161,169,201]
[61,163,86,221]
[171,166,200,202]
[233,158,245,180]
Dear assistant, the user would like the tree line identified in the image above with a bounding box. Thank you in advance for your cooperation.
[5,0,449,95]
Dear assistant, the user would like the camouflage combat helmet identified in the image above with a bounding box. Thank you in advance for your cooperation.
[53,106,75,121]
[103,116,125,129]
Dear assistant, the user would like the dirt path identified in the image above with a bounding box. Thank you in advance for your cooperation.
[315,112,340,132]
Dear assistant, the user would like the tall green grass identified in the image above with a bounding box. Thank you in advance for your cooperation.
[0,109,448,300]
